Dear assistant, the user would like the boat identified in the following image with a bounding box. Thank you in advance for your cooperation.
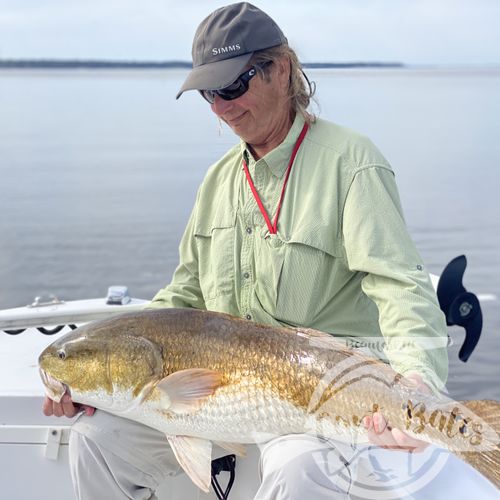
[0,256,495,499]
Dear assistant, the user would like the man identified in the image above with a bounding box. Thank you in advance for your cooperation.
[45,3,496,499]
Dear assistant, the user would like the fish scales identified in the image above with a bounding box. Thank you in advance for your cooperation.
[39,308,500,491]
[105,310,355,417]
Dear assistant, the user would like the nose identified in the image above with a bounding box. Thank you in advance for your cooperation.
[210,95,233,116]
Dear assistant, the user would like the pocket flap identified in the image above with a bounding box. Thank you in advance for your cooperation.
[194,208,237,237]
[286,226,341,259]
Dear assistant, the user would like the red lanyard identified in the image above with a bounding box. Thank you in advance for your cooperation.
[242,122,308,235]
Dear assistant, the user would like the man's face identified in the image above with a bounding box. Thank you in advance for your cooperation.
[209,58,291,151]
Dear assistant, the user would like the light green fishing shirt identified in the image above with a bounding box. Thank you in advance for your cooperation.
[149,114,448,390]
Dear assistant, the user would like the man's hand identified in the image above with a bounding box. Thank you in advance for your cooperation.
[363,373,432,453]
[42,394,95,418]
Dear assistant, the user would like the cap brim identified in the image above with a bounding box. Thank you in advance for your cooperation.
[176,52,253,99]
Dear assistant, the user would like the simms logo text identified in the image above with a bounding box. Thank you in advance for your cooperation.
[212,44,241,55]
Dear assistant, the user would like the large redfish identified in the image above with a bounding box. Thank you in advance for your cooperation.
[38,308,500,491]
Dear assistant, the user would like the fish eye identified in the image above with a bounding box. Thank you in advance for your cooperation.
[57,350,66,360]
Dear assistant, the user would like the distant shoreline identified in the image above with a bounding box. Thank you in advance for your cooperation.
[0,59,404,70]
[1,60,498,72]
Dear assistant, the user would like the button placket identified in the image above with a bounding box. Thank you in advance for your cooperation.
[239,207,254,322]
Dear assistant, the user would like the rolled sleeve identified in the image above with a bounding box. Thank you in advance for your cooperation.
[342,165,448,391]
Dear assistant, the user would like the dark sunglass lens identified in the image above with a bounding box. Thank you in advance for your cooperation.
[218,85,246,101]
[223,79,244,92]
[218,67,256,100]
[200,66,263,103]
[199,89,216,104]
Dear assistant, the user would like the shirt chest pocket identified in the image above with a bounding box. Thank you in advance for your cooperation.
[194,210,236,302]
[255,229,342,326]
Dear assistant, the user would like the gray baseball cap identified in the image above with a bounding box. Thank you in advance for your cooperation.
[176,2,287,99]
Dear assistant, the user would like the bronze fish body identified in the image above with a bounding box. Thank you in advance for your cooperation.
[38,308,500,491]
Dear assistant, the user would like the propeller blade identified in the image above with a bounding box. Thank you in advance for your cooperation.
[458,304,482,362]
[436,255,483,362]
[437,255,467,318]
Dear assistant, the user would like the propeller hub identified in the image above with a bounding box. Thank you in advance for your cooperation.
[448,292,479,326]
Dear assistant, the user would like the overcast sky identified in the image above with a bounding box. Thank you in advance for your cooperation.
[0,0,499,65]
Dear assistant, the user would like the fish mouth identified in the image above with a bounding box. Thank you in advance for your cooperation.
[39,369,68,403]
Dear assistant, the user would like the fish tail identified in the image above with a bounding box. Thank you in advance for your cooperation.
[456,400,500,488]
[456,448,500,488]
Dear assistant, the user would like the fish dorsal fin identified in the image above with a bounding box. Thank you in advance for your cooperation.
[157,368,222,414]
[167,435,212,492]
[215,441,247,457]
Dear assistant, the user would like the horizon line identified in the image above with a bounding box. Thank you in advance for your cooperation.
[0,58,403,69]
[1,59,499,70]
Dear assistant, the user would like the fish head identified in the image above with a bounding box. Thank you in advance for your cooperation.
[39,316,164,411]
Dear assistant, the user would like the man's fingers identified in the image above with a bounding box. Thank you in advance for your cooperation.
[362,416,372,431]
[391,428,429,452]
[42,395,95,419]
[52,400,64,417]
[83,405,96,416]
[366,414,397,448]
[373,413,388,434]
[364,415,391,448]
[361,372,434,454]
[365,413,427,451]
[61,394,79,418]
[42,396,53,416]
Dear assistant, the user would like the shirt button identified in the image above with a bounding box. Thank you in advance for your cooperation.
[243,272,250,279]
[245,314,252,320]
[246,227,252,234]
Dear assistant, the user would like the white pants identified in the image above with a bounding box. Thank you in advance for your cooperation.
[69,410,498,500]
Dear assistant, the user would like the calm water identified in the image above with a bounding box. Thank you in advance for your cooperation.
[0,68,499,399]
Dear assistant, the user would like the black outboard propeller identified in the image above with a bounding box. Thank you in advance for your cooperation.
[437,255,482,362]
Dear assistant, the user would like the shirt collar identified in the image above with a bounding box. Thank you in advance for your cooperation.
[240,113,306,178]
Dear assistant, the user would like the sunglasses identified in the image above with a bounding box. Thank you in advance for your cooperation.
[200,61,273,104]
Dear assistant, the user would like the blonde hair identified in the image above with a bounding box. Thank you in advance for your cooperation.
[252,44,317,124]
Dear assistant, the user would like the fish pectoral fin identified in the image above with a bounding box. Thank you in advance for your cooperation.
[166,435,212,492]
[157,368,222,414]
[215,441,247,457]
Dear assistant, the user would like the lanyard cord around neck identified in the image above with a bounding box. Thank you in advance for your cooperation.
[242,122,309,235]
